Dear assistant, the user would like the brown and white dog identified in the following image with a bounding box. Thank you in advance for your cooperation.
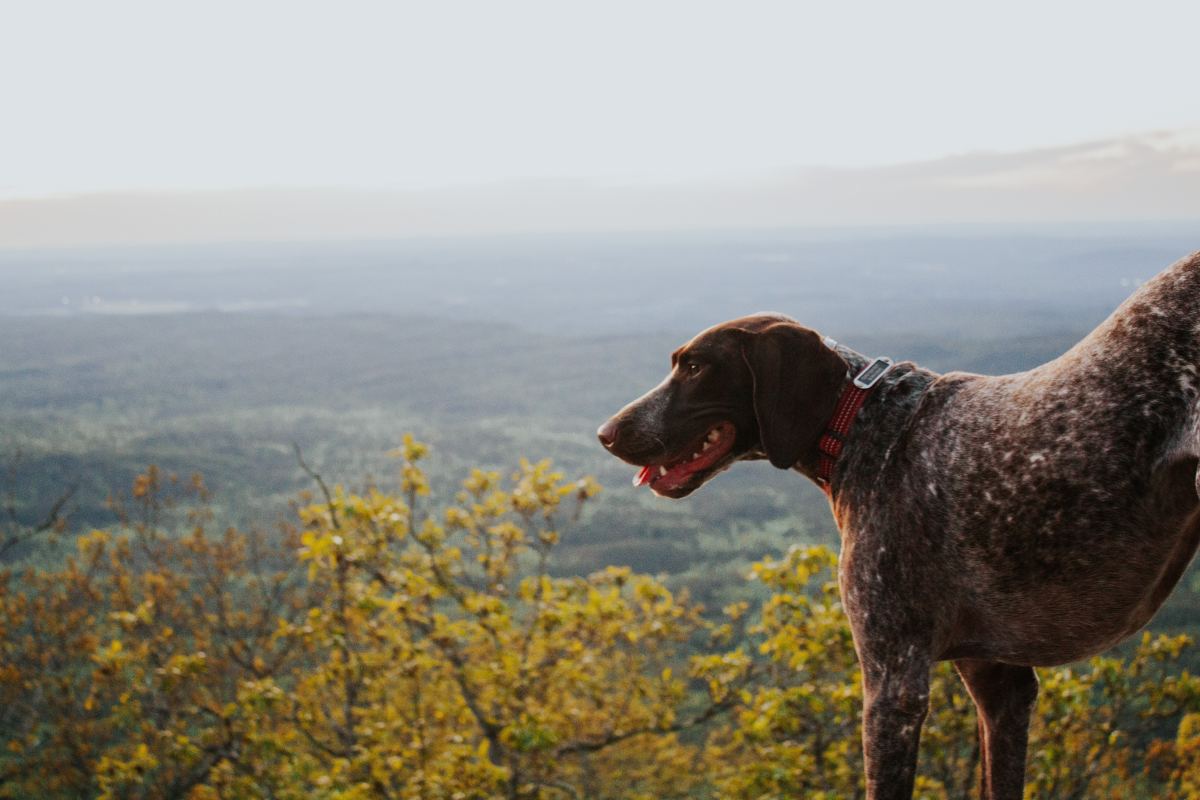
[597,250,1200,799]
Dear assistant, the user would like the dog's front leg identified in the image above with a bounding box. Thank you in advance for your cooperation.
[860,651,931,800]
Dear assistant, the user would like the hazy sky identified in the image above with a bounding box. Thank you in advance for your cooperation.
[3,0,1199,199]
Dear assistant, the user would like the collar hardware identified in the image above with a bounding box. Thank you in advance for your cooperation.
[816,357,894,489]
[853,356,894,389]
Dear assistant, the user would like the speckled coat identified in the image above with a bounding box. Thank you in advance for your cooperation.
[821,250,1200,798]
[599,250,1200,800]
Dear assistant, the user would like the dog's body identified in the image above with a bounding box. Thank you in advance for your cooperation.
[598,250,1200,799]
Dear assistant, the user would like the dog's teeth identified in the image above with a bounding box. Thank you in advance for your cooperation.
[707,430,719,442]
[659,466,668,476]
[702,441,711,451]
[692,452,700,459]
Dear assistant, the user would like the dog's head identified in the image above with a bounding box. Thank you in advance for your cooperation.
[597,313,848,498]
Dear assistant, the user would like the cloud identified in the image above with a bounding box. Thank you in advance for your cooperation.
[1,130,1197,248]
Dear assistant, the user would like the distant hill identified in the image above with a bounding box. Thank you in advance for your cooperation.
[1,130,1198,247]
[2,226,1197,337]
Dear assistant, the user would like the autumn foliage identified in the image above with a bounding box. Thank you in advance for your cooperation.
[1,439,1199,798]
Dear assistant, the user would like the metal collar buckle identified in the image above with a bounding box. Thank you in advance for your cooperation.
[852,357,894,389]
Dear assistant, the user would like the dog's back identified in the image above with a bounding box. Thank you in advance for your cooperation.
[835,251,1200,665]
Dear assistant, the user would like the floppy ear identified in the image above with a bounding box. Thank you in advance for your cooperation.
[741,323,847,469]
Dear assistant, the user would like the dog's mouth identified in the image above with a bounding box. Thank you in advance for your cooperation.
[632,422,737,498]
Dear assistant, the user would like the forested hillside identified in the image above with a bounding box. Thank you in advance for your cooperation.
[3,227,1200,796]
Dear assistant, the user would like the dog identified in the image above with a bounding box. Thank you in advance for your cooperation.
[597,250,1200,799]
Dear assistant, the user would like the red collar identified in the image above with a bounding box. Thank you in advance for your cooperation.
[816,357,893,489]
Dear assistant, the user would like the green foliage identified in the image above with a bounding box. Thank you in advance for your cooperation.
[703,546,863,799]
[0,444,735,799]
[2,441,1199,798]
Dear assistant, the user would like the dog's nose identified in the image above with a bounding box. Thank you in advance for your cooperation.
[597,419,620,449]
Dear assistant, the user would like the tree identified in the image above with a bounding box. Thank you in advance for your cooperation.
[1,442,742,799]
[1,467,307,799]
[265,437,736,799]
[2,440,1199,798]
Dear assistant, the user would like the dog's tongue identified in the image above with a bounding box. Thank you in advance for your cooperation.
[634,466,653,487]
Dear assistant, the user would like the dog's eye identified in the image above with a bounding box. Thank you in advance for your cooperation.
[685,361,704,376]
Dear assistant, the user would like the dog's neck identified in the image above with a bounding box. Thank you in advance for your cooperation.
[832,345,871,376]
[799,344,938,496]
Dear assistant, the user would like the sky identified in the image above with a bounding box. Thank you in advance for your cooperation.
[3,0,1199,197]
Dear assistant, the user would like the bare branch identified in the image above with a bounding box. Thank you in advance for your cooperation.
[291,711,349,761]
[35,484,77,533]
[293,443,340,530]
[0,483,76,560]
[553,671,751,757]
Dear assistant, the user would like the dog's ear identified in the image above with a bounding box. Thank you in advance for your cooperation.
[741,323,847,469]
